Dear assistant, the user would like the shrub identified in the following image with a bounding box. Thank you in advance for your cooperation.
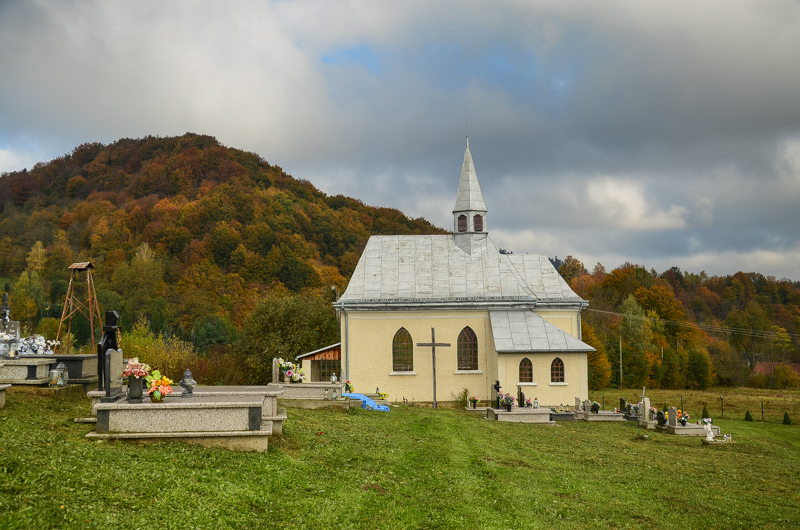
[702,405,710,419]
[748,373,768,389]
[451,388,469,409]
[784,412,792,425]
[35,317,60,340]
[745,410,753,422]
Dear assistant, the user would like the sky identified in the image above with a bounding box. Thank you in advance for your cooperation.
[1,0,800,280]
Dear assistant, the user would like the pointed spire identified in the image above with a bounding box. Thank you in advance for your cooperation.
[453,139,487,213]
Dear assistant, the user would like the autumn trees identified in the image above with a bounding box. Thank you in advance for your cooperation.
[0,133,445,353]
[568,255,800,390]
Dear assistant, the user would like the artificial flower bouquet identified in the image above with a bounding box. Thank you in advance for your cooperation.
[377,391,389,400]
[344,380,354,393]
[498,392,516,407]
[469,396,480,406]
[144,370,174,400]
[122,358,150,379]
[590,400,601,413]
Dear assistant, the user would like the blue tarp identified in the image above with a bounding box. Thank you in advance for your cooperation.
[343,393,390,412]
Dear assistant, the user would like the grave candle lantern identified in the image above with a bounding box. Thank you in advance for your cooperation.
[332,387,338,400]
[55,361,69,386]
[49,368,60,386]
[330,372,338,384]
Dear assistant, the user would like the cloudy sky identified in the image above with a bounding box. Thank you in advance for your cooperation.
[2,1,800,279]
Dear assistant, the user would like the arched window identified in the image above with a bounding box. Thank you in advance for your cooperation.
[551,357,564,383]
[473,214,483,232]
[457,327,478,371]
[457,214,467,232]
[519,358,533,383]
[392,328,413,372]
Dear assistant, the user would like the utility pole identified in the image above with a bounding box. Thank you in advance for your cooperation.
[619,334,623,389]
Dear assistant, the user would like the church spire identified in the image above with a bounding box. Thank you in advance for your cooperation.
[453,137,488,255]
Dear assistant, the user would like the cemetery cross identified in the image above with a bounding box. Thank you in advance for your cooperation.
[0,293,9,331]
[416,328,450,409]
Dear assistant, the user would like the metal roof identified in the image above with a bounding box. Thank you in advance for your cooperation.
[453,138,487,213]
[338,235,583,304]
[490,310,595,353]
[297,343,342,359]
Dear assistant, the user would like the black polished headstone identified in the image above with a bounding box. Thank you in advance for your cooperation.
[101,348,123,402]
[97,310,120,392]
[493,380,501,409]
[619,397,626,411]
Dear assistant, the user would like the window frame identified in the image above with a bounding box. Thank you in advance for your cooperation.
[519,357,533,383]
[457,326,479,371]
[551,357,565,383]
[392,327,414,372]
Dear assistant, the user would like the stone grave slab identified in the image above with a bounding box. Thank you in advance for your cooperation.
[0,358,55,384]
[0,373,9,408]
[87,395,272,452]
[581,409,625,422]
[486,407,555,424]
[19,353,98,390]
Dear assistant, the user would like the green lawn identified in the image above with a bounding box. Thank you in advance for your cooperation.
[1,387,799,529]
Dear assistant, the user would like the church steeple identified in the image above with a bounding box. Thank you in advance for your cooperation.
[453,137,489,255]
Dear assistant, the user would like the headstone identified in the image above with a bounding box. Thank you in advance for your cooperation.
[656,410,666,426]
[575,397,582,411]
[619,397,626,412]
[668,406,677,427]
[493,380,501,409]
[272,357,280,384]
[584,399,592,412]
[97,311,120,392]
[0,293,21,357]
[102,349,123,402]
[639,396,652,428]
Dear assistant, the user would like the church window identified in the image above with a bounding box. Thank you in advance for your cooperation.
[473,214,483,232]
[519,358,533,383]
[392,328,413,372]
[457,327,478,371]
[551,358,564,383]
[457,215,467,232]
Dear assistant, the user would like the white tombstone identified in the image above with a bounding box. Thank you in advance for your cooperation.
[575,397,582,411]
[703,422,715,441]
[668,406,677,427]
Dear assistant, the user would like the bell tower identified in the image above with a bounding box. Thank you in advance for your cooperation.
[453,137,488,255]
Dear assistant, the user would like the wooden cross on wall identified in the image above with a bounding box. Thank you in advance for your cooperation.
[417,327,451,409]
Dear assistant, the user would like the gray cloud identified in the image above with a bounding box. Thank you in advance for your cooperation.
[1,0,800,278]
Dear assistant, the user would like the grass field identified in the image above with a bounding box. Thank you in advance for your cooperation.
[1,387,799,529]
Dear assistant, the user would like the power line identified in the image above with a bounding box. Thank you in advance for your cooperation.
[586,308,799,341]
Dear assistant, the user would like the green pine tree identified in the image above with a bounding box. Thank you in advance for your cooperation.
[784,412,792,425]
[745,410,753,422]
[702,405,710,419]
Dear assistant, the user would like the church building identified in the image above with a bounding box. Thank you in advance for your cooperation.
[332,139,594,406]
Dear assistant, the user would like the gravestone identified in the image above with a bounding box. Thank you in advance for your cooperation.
[668,406,677,427]
[493,380,501,409]
[619,397,626,412]
[101,349,123,402]
[656,410,666,426]
[272,357,280,384]
[97,311,120,392]
[584,399,592,412]
[575,397,582,411]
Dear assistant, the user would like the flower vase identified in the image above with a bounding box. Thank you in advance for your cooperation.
[128,377,143,401]
[680,419,687,427]
[150,392,164,403]
[283,373,290,383]
[505,404,512,412]
[471,401,477,409]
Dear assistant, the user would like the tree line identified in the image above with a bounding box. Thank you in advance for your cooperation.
[559,256,800,390]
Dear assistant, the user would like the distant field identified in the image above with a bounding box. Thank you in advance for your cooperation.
[1,386,798,529]
[591,387,800,424]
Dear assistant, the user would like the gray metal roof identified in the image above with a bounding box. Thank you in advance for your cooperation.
[453,139,487,213]
[338,235,583,304]
[490,310,595,352]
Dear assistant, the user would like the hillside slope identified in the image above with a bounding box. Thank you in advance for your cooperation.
[0,133,446,337]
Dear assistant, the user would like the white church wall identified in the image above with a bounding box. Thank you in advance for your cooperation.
[533,309,579,337]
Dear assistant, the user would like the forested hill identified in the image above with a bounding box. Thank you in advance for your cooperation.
[0,133,446,337]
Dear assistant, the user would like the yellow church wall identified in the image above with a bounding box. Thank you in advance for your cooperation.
[340,308,589,405]
[533,309,578,337]
[497,352,588,407]
[341,310,498,402]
